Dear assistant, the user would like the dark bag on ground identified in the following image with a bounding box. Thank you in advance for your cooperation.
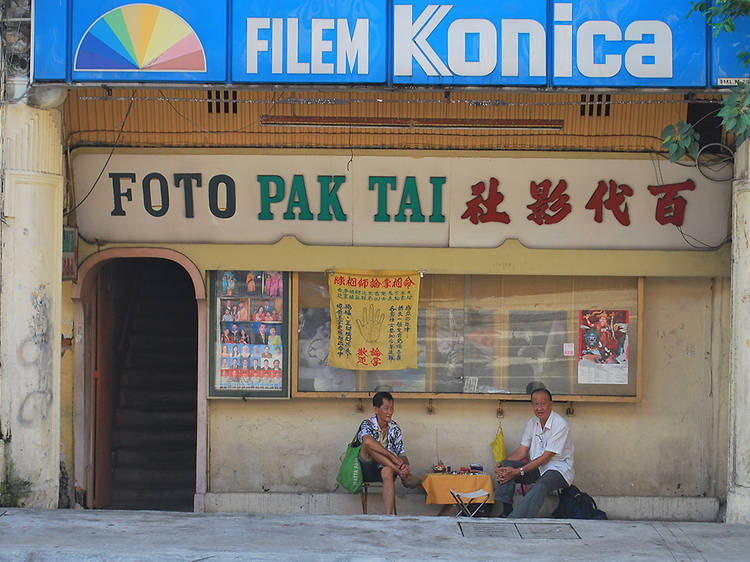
[552,485,608,520]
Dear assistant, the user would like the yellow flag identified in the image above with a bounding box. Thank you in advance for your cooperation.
[327,270,420,370]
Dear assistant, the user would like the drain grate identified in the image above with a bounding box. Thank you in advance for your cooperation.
[516,523,581,540]
[458,521,580,540]
[458,522,521,538]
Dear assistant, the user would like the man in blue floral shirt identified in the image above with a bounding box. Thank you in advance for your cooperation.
[357,391,419,514]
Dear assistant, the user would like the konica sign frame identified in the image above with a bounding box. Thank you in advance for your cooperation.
[32,0,750,88]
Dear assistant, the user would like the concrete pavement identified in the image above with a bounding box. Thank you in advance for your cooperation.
[1,508,750,561]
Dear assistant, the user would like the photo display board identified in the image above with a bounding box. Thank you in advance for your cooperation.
[209,270,289,398]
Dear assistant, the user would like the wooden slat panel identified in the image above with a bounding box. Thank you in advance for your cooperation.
[64,88,690,153]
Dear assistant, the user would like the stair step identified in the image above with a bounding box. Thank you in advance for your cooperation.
[113,429,196,449]
[115,448,195,466]
[130,315,196,334]
[114,408,197,429]
[121,369,197,387]
[128,333,196,351]
[113,467,195,487]
[107,499,194,512]
[110,487,195,504]
[125,352,197,370]
[118,388,196,410]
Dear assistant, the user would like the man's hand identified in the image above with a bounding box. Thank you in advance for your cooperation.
[495,466,518,484]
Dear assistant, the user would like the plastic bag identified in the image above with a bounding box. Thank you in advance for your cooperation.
[336,441,364,494]
[491,421,506,463]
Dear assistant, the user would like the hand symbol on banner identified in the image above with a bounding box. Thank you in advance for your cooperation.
[357,304,384,343]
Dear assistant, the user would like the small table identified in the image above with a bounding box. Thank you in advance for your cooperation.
[421,473,494,515]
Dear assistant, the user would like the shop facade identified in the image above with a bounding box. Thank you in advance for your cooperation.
[1,0,749,521]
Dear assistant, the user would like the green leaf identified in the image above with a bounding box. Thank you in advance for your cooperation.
[668,143,683,161]
[688,141,700,160]
[735,115,750,133]
[661,124,677,139]
[678,120,692,136]
[727,116,738,131]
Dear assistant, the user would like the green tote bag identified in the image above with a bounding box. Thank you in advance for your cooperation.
[336,439,364,494]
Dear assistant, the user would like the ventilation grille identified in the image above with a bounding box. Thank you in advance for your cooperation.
[207,90,238,114]
[580,93,611,117]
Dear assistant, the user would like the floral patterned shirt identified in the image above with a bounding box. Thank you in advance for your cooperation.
[357,415,405,457]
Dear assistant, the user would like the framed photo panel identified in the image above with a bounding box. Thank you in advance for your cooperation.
[209,270,289,398]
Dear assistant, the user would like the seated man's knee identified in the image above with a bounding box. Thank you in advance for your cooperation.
[381,466,396,479]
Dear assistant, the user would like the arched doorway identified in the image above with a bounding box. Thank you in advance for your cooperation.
[72,250,207,511]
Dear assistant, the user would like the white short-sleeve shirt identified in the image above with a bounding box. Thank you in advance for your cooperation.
[520,410,575,485]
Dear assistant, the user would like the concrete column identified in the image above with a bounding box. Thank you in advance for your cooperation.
[0,102,65,507]
[728,140,750,523]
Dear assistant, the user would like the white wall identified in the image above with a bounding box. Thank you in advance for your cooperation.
[0,103,64,507]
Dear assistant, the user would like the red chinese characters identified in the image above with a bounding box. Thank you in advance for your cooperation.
[356,347,383,367]
[647,180,695,226]
[526,179,572,225]
[357,347,368,366]
[370,347,383,366]
[461,177,510,224]
[585,179,633,225]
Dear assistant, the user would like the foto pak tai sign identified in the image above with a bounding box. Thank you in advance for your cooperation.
[69,150,731,251]
[32,0,748,87]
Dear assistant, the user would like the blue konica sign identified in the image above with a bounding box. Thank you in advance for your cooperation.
[392,0,548,86]
[31,0,749,87]
[548,0,707,87]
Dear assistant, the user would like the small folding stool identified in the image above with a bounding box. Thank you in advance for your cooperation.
[449,488,491,517]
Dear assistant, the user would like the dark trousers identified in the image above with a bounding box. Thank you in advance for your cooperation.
[494,459,567,518]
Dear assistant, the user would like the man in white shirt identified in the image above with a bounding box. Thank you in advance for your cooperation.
[494,386,574,518]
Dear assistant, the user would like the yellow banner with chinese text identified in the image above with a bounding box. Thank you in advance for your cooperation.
[327,270,420,370]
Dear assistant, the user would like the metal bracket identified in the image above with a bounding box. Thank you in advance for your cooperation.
[565,402,575,416]
[356,398,364,412]
[497,400,504,418]
[427,399,434,414]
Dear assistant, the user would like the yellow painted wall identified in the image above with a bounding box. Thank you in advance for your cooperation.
[207,277,729,498]
[69,234,730,501]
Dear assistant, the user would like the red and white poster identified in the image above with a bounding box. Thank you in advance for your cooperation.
[578,309,629,384]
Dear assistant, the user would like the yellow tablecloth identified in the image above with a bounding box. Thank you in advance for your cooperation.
[421,473,494,505]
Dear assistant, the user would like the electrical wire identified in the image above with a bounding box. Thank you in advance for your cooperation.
[63,90,135,216]
[76,93,723,108]
[649,147,732,251]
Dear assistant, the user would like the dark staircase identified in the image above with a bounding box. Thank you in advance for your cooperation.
[109,259,198,511]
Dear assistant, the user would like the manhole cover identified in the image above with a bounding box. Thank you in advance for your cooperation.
[516,522,580,540]
[457,521,521,538]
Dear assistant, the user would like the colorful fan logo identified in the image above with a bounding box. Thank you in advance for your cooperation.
[74,3,206,72]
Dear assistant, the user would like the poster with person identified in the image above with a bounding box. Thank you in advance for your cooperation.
[211,270,288,398]
[578,309,629,385]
